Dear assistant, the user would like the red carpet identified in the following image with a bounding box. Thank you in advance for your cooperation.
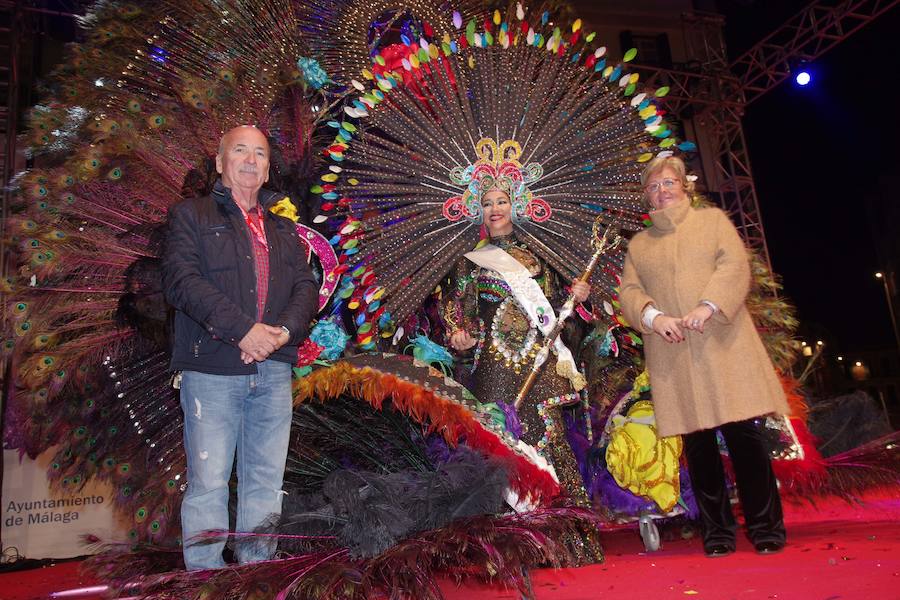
[5,493,899,600]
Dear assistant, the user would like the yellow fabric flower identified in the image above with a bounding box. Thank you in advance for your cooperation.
[270,197,298,222]
[631,370,651,396]
[605,400,682,513]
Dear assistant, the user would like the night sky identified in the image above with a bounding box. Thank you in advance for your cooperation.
[716,1,899,353]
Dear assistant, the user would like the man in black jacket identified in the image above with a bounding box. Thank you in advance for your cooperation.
[162,125,317,570]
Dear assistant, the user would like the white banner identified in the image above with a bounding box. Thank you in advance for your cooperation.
[2,448,125,559]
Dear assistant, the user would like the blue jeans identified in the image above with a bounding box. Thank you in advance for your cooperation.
[179,360,293,570]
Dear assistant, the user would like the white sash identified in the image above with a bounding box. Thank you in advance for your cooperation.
[465,244,585,391]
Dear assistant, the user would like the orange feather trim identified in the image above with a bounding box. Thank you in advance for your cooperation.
[294,362,562,505]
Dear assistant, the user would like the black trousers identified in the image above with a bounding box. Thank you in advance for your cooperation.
[683,418,786,550]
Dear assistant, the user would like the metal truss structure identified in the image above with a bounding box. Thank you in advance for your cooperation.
[732,0,899,106]
[635,0,898,270]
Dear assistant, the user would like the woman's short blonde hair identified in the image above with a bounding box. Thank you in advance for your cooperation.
[640,155,695,195]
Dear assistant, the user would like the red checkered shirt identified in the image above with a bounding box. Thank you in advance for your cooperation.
[240,204,269,320]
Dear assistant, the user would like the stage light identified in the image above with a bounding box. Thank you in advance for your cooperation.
[795,71,811,86]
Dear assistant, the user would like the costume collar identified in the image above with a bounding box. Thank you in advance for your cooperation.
[649,199,690,232]
[488,231,517,248]
[212,178,280,213]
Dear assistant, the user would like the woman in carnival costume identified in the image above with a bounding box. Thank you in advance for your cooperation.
[442,139,594,503]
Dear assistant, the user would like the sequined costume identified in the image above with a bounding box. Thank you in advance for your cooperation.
[445,232,590,503]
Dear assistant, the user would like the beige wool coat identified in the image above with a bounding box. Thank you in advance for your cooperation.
[620,201,789,437]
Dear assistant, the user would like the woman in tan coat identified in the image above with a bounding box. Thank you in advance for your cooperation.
[620,155,789,558]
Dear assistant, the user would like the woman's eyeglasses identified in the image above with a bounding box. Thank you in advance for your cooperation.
[645,178,679,194]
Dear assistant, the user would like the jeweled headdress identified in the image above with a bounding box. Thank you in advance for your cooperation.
[444,137,550,224]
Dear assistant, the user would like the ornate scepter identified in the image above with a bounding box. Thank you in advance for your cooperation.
[513,218,624,410]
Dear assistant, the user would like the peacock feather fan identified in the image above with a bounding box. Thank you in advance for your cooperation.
[310,2,696,350]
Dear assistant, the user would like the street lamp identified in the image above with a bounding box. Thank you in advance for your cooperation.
[875,271,900,353]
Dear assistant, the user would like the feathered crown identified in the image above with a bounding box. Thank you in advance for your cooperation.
[444,137,551,224]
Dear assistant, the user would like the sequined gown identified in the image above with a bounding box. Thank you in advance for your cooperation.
[444,233,589,503]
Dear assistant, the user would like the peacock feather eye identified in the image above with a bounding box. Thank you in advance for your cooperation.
[127,99,141,112]
[14,302,27,313]
[148,115,165,128]
[74,426,87,438]
[108,426,118,434]
[118,463,131,475]
[72,474,82,484]
[51,462,60,470]
[107,167,123,180]
[42,356,54,366]
[134,507,147,522]
[150,520,161,532]
[121,485,132,496]
[103,457,116,468]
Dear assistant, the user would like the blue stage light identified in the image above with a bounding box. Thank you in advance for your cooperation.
[795,71,811,86]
